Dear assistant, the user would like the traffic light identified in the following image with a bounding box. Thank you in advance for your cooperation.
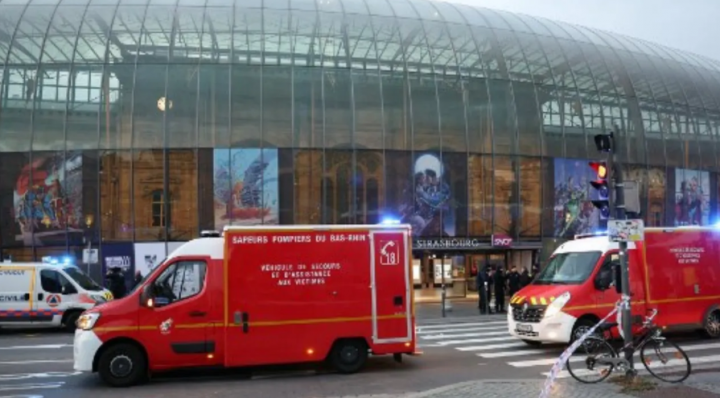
[593,133,614,152]
[589,161,610,220]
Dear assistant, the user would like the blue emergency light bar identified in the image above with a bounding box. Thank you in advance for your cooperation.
[41,256,74,266]
[574,231,608,240]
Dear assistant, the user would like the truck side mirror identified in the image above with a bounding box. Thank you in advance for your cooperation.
[140,285,154,307]
[594,268,613,291]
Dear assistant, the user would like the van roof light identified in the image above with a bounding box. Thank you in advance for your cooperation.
[574,231,608,240]
[200,230,222,238]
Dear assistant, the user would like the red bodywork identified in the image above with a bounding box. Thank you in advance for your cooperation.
[87,225,418,373]
[514,227,720,339]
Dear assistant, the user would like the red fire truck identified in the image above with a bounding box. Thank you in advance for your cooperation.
[508,226,720,345]
[73,225,419,387]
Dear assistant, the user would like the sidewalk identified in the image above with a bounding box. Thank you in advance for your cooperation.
[328,373,720,398]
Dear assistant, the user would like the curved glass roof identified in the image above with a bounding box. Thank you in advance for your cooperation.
[2,0,720,116]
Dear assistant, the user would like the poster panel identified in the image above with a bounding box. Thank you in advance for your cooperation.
[134,242,167,280]
[213,148,279,229]
[11,152,83,246]
[674,168,710,226]
[400,152,457,237]
[101,242,135,290]
[553,158,599,238]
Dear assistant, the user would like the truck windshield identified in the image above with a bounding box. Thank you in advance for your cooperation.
[533,251,602,285]
[63,267,103,291]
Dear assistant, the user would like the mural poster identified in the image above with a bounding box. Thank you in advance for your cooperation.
[11,152,83,246]
[213,148,279,229]
[553,158,599,238]
[398,152,457,237]
[674,168,709,226]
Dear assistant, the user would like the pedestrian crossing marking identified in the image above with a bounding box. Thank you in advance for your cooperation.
[416,325,507,335]
[508,341,720,368]
[420,331,508,340]
[456,342,525,351]
[416,319,720,377]
[478,349,547,358]
[416,321,507,330]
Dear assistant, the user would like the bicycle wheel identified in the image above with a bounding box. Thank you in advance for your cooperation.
[566,336,618,384]
[640,338,691,383]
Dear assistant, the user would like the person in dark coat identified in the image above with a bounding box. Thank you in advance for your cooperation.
[507,266,521,297]
[133,271,143,288]
[476,267,491,314]
[493,267,507,313]
[106,267,127,299]
[520,267,531,287]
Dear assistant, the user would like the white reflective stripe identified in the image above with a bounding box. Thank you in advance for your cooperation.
[416,321,507,330]
[478,349,547,358]
[456,342,525,351]
[0,344,70,350]
[416,325,507,335]
[434,336,514,346]
[420,331,508,340]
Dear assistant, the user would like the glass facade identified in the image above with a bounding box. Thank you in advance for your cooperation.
[2,0,720,263]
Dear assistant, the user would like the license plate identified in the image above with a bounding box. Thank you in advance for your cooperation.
[516,323,533,332]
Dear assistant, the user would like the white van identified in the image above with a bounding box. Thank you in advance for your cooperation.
[0,260,114,331]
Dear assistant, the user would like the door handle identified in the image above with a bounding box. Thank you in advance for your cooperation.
[242,312,249,333]
[234,311,250,333]
[189,311,206,318]
[23,293,30,301]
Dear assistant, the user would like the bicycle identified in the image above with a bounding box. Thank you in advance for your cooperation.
[566,307,691,384]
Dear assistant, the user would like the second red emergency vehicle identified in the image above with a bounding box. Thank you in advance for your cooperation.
[73,225,419,387]
[508,226,720,345]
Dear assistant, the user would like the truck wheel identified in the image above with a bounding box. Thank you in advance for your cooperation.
[571,318,601,343]
[62,311,81,333]
[704,310,720,338]
[330,340,368,374]
[97,343,147,387]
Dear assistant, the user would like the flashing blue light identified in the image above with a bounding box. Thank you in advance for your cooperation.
[380,218,400,225]
[42,256,74,266]
[714,221,720,228]
[595,230,607,235]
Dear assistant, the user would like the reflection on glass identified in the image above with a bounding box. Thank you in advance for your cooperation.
[534,251,602,285]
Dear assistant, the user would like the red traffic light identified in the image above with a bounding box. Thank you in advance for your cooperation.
[589,161,608,179]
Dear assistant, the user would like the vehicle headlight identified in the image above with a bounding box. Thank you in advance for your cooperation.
[77,313,101,330]
[544,292,571,318]
[90,294,106,303]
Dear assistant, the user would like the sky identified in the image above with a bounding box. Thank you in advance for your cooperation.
[451,0,720,62]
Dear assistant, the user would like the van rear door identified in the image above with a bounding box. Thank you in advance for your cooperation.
[370,229,412,343]
[0,265,34,325]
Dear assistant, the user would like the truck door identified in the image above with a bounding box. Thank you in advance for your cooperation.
[370,229,412,343]
[138,259,211,368]
[37,267,78,326]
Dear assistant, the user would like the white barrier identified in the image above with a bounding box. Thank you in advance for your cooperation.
[538,295,630,398]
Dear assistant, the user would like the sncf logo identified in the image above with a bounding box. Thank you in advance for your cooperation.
[491,234,513,247]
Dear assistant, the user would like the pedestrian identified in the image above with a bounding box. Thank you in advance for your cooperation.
[507,266,521,297]
[476,266,490,314]
[133,271,143,288]
[520,267,531,287]
[106,267,127,299]
[493,267,506,313]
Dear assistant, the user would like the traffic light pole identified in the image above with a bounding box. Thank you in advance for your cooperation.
[608,131,634,376]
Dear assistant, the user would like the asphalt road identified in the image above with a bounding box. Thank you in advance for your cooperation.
[0,308,718,397]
